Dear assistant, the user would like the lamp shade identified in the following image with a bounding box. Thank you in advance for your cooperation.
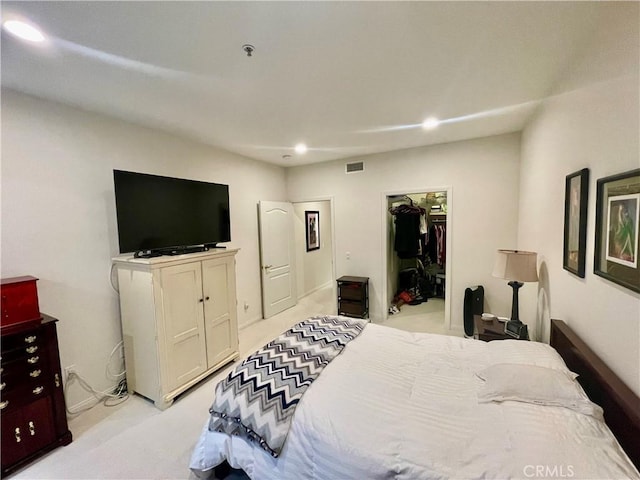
[492,250,538,282]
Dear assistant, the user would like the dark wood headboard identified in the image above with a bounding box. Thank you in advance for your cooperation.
[550,319,640,470]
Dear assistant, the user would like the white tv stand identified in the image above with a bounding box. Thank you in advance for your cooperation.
[113,248,239,409]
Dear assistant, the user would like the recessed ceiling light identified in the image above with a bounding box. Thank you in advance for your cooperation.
[422,117,440,130]
[3,20,46,43]
[294,143,308,154]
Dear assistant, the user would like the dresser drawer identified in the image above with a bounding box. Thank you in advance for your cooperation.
[2,362,47,381]
[0,381,51,413]
[2,330,42,351]
[1,345,44,365]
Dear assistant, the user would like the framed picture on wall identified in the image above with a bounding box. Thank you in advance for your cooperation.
[305,211,320,252]
[594,168,640,293]
[563,168,589,277]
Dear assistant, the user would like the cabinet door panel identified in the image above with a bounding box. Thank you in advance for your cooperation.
[207,320,234,366]
[22,397,56,453]
[160,263,207,391]
[202,258,238,368]
[0,398,55,471]
[1,409,26,469]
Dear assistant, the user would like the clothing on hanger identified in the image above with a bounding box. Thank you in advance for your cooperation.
[390,198,426,259]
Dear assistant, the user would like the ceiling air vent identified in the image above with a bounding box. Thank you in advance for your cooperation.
[345,161,364,174]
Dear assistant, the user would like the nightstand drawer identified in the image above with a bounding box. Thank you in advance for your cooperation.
[338,300,366,317]
[338,284,365,301]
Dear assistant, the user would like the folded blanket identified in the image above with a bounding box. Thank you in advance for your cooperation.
[209,315,368,457]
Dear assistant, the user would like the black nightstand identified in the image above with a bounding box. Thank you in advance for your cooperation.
[337,276,369,319]
[474,315,529,341]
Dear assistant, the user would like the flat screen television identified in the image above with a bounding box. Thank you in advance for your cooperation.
[113,170,230,256]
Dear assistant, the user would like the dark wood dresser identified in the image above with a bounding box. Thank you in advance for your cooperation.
[1,314,72,476]
[337,276,369,319]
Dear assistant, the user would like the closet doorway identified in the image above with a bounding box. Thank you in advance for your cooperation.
[382,188,452,334]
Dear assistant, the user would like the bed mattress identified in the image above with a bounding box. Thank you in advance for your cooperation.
[190,323,639,479]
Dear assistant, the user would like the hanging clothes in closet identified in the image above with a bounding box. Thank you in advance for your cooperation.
[427,215,446,267]
[389,200,426,259]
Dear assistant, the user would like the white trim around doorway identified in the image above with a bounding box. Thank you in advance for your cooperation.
[290,195,337,305]
[381,186,453,332]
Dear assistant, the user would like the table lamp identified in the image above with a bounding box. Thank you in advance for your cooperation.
[492,249,538,338]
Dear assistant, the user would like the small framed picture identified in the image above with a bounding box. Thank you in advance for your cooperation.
[305,211,320,252]
[594,168,640,293]
[563,168,589,277]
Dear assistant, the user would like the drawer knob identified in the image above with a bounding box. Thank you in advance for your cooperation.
[26,345,38,354]
[24,335,37,343]
[32,386,44,395]
[0,400,8,410]
[30,369,42,378]
[27,356,40,364]
[15,427,21,443]
[29,421,36,436]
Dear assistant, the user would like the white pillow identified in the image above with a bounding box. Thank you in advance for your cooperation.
[485,340,576,374]
[476,363,603,418]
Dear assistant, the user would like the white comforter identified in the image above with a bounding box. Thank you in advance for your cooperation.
[190,323,639,479]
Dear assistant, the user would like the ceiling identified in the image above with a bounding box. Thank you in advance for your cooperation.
[1,1,604,167]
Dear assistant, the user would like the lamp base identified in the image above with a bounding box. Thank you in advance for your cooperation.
[508,280,524,322]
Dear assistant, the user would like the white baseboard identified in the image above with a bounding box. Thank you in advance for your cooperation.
[65,383,120,415]
[239,315,262,331]
[298,280,332,300]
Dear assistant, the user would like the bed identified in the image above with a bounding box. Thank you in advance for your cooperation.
[189,316,640,479]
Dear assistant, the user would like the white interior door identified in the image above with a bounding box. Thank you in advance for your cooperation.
[259,201,297,318]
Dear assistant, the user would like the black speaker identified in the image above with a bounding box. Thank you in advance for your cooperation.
[463,285,484,337]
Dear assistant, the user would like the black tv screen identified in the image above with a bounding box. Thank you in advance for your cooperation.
[113,170,230,254]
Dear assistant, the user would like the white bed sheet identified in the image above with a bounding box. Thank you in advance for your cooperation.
[190,323,639,479]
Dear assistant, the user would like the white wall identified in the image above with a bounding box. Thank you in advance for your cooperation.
[293,201,333,298]
[1,90,287,408]
[519,3,640,394]
[287,133,522,328]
